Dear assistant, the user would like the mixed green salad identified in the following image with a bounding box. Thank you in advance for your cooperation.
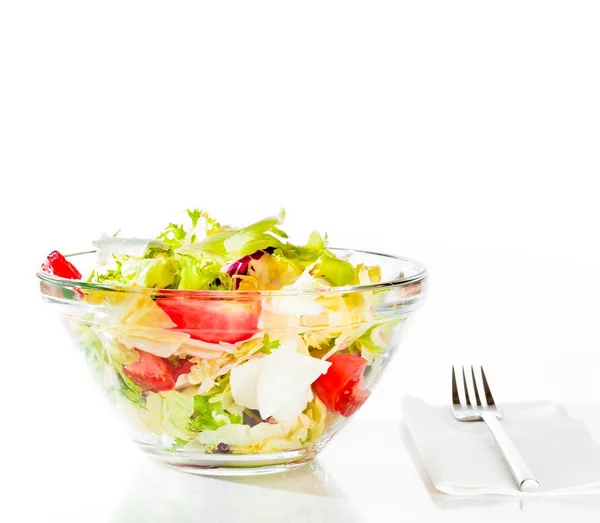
[42,210,398,454]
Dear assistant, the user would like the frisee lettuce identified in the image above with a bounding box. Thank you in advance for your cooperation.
[188,395,242,432]
[157,223,187,248]
[187,209,202,229]
[176,253,232,290]
[89,209,382,291]
[258,334,281,354]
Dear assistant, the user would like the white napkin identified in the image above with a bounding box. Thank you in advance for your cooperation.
[403,396,600,496]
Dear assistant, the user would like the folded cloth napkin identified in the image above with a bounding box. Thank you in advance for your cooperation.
[403,396,600,496]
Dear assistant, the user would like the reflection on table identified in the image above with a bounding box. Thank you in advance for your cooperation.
[109,460,365,523]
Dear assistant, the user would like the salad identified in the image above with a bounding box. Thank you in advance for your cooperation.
[41,210,399,455]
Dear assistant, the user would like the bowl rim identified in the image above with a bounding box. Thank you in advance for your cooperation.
[37,247,427,298]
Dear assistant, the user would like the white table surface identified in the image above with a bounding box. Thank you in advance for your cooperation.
[5,401,600,523]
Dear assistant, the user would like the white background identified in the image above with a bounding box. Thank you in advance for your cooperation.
[1,2,600,521]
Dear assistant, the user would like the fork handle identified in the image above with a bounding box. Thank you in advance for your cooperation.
[481,412,540,493]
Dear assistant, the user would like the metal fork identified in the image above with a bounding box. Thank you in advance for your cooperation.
[452,365,540,493]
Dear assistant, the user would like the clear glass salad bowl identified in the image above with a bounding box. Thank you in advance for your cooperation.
[38,248,426,476]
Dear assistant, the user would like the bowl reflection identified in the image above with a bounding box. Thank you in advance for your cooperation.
[109,461,365,523]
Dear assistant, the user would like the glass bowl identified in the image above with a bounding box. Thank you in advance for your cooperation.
[38,248,427,476]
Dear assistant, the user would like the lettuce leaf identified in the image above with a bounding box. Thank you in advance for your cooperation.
[187,209,202,229]
[88,208,381,293]
[190,230,236,260]
[317,253,355,286]
[188,394,242,432]
[157,208,226,249]
[141,387,243,442]
[239,253,302,290]
[258,334,280,355]
[176,253,232,290]
[162,392,196,439]
[116,367,146,408]
[196,397,327,452]
[276,231,327,267]
[157,223,187,248]
[223,211,288,258]
[356,318,405,354]
[91,258,123,284]
[142,391,195,440]
[120,257,178,289]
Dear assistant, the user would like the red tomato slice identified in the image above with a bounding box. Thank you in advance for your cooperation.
[42,250,82,279]
[156,298,259,344]
[312,353,371,417]
[123,350,192,393]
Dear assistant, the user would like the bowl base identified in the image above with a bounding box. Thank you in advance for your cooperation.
[137,442,317,477]
[158,458,312,476]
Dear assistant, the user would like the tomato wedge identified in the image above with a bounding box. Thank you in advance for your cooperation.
[312,353,371,417]
[123,349,192,392]
[42,251,82,279]
[156,298,259,344]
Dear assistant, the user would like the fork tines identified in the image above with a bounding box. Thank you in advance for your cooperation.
[452,365,496,408]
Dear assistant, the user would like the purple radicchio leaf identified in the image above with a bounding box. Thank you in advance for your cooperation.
[211,443,231,454]
[224,248,274,289]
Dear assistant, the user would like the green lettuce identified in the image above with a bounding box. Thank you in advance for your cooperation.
[191,230,235,260]
[187,208,202,229]
[318,253,355,286]
[157,208,229,250]
[157,223,187,248]
[273,231,328,270]
[88,208,381,292]
[355,319,405,354]
[120,257,178,289]
[176,253,232,290]
[143,391,195,440]
[116,367,146,408]
[142,388,242,443]
[189,394,242,432]
[90,259,123,284]
[223,211,288,258]
[258,334,281,355]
